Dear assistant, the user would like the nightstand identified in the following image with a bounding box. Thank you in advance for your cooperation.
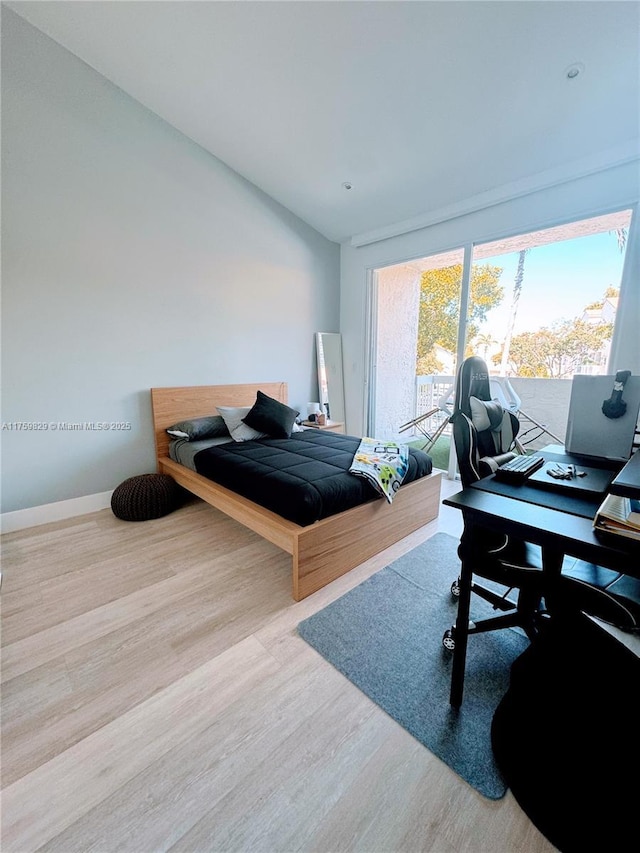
[301,420,346,434]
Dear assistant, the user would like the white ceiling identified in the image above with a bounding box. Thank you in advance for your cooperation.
[7,1,640,244]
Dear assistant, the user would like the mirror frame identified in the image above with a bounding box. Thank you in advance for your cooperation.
[315,332,346,425]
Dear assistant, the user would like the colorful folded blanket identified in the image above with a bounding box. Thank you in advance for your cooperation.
[349,437,409,503]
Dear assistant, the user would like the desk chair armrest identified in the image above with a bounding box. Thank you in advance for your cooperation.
[479,452,517,478]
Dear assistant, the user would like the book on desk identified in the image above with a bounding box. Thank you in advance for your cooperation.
[593,493,640,542]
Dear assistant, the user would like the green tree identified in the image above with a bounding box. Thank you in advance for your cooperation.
[501,329,556,377]
[416,264,504,374]
[506,318,614,378]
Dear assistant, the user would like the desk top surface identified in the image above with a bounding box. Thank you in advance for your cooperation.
[443,488,639,575]
[472,450,608,519]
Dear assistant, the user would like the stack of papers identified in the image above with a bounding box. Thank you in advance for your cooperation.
[593,494,640,541]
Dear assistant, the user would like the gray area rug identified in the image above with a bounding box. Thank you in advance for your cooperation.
[298,532,528,799]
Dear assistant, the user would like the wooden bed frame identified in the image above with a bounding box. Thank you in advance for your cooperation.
[151,382,442,600]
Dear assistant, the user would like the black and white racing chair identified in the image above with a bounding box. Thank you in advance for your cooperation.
[443,355,640,651]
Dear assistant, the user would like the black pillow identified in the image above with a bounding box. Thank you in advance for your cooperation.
[166,414,230,441]
[242,391,299,439]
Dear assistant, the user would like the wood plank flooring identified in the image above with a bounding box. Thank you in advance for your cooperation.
[1,480,556,852]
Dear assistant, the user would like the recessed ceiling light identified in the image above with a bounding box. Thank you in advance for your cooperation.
[342,182,353,191]
[565,62,585,80]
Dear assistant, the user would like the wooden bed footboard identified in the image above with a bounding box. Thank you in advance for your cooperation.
[151,383,442,600]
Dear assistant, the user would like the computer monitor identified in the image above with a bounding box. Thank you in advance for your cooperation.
[565,374,640,462]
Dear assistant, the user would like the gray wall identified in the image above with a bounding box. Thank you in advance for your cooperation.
[1,10,340,513]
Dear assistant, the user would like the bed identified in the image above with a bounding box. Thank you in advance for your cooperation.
[151,382,442,600]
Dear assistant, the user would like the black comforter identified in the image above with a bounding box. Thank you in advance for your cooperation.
[193,430,433,526]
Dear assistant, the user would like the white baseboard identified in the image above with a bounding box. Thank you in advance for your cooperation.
[1,491,114,534]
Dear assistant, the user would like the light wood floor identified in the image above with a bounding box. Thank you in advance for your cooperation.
[1,476,556,853]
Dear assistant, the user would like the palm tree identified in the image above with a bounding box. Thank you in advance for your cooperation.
[611,228,628,252]
[473,332,497,363]
[499,249,529,376]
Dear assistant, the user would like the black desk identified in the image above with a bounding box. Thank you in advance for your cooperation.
[443,465,640,708]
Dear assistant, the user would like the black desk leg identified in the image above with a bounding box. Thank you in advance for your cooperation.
[541,544,565,614]
[449,525,474,708]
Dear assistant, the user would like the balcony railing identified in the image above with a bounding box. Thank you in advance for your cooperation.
[408,374,567,451]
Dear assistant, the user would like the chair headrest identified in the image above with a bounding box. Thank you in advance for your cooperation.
[469,396,504,433]
[454,356,491,417]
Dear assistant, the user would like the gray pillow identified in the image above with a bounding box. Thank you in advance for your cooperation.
[166,414,230,441]
[469,396,517,455]
[469,396,504,432]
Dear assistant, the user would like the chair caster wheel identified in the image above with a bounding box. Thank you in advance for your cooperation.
[442,628,456,651]
[451,578,461,598]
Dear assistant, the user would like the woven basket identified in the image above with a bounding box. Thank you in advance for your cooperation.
[111,473,179,522]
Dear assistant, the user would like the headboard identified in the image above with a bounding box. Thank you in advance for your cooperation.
[150,382,288,463]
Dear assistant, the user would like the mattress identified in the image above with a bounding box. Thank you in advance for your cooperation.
[186,429,433,526]
[169,436,233,469]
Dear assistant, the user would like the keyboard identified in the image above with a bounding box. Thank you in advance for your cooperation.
[493,454,545,483]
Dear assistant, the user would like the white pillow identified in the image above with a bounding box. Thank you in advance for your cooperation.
[216,405,268,442]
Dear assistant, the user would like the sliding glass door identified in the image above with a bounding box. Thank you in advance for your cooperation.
[368,207,633,470]
[467,209,632,447]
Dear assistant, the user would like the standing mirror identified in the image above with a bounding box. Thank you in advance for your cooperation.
[316,332,346,425]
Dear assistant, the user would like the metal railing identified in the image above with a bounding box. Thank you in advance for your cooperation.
[403,374,564,452]
[398,375,455,451]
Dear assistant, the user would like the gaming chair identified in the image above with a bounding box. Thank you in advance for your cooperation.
[443,356,640,652]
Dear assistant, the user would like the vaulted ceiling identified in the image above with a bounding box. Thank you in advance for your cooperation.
[7,1,639,244]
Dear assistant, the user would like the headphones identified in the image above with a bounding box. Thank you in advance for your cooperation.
[602,369,631,419]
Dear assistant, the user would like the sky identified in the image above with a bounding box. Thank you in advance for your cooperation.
[476,230,627,342]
